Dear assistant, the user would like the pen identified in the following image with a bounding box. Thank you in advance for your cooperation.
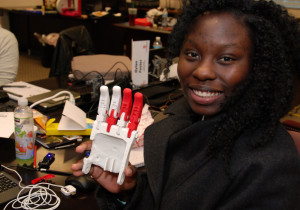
[33,145,37,169]
[1,85,27,88]
[54,143,76,150]
[39,168,72,176]
[3,90,22,97]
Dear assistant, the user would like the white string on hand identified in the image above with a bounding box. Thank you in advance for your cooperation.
[2,165,64,210]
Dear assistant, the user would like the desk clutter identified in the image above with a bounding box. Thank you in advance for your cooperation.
[1,160,81,209]
[0,84,152,208]
[0,69,182,208]
[35,135,82,149]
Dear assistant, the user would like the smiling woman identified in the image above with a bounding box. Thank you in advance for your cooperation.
[177,12,252,116]
[71,0,300,209]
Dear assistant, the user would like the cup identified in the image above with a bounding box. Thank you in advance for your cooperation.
[128,8,138,26]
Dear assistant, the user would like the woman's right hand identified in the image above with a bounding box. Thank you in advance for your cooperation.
[71,140,138,194]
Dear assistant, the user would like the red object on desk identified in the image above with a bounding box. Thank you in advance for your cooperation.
[135,18,152,26]
[61,0,82,17]
[31,174,55,184]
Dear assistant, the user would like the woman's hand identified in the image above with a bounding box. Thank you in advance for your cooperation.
[71,140,138,194]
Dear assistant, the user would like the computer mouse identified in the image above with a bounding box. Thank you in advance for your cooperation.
[65,175,96,194]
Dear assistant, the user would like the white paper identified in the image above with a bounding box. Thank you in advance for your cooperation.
[129,146,144,167]
[0,112,14,138]
[3,81,50,101]
[131,40,150,87]
[58,101,86,130]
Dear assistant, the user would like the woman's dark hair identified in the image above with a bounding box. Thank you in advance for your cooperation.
[168,0,300,165]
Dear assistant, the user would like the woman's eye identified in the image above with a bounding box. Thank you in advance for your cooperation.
[219,56,235,63]
[185,51,199,59]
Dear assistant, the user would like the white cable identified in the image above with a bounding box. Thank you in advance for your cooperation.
[2,165,64,210]
[29,91,75,109]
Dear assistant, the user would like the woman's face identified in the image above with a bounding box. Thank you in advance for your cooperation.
[178,12,253,116]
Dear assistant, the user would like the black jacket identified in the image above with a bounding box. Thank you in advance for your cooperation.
[49,25,94,77]
[124,98,300,210]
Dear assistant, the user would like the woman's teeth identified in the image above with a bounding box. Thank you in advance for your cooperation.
[193,89,221,97]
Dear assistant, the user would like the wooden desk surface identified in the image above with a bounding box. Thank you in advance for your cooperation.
[114,22,172,35]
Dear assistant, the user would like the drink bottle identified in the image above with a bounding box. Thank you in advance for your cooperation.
[162,8,168,27]
[153,36,163,49]
[14,98,35,167]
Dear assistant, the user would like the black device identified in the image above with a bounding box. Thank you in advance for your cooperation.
[65,175,96,193]
[38,153,55,169]
[0,90,9,103]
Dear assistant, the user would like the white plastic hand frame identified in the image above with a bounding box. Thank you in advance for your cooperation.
[82,86,143,185]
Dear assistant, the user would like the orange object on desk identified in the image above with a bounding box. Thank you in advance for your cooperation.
[135,18,152,26]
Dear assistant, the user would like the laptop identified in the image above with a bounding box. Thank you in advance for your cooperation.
[0,170,28,205]
[27,89,81,111]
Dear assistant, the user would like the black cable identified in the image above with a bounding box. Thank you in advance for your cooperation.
[72,60,130,82]
[114,68,124,80]
[102,61,130,78]
[72,70,105,81]
[86,100,99,118]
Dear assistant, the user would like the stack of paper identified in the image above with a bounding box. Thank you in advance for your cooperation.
[3,81,50,100]
[0,112,14,138]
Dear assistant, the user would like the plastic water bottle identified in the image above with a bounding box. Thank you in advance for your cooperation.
[162,8,168,27]
[153,36,163,49]
[14,98,35,167]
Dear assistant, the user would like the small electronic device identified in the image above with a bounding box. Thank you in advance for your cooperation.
[61,185,77,196]
[38,153,55,169]
[65,175,96,194]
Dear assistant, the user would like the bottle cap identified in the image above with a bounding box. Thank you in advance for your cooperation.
[18,98,28,106]
[156,36,161,41]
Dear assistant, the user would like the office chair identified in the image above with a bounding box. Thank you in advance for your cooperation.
[49,25,94,77]
[71,54,132,81]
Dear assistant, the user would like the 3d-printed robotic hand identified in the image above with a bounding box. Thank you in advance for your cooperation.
[82,85,143,185]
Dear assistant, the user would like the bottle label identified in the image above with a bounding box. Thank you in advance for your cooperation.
[153,45,162,49]
[14,117,34,160]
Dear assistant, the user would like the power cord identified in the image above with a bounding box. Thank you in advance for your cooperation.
[2,165,64,210]
[72,61,130,82]
[72,70,104,81]
[29,91,76,109]
[102,61,130,79]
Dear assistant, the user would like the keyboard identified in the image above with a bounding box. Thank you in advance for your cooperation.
[0,170,27,205]
[0,173,18,192]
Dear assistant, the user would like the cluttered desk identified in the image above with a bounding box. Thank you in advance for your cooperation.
[0,76,104,209]
[0,74,182,209]
[0,136,99,210]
